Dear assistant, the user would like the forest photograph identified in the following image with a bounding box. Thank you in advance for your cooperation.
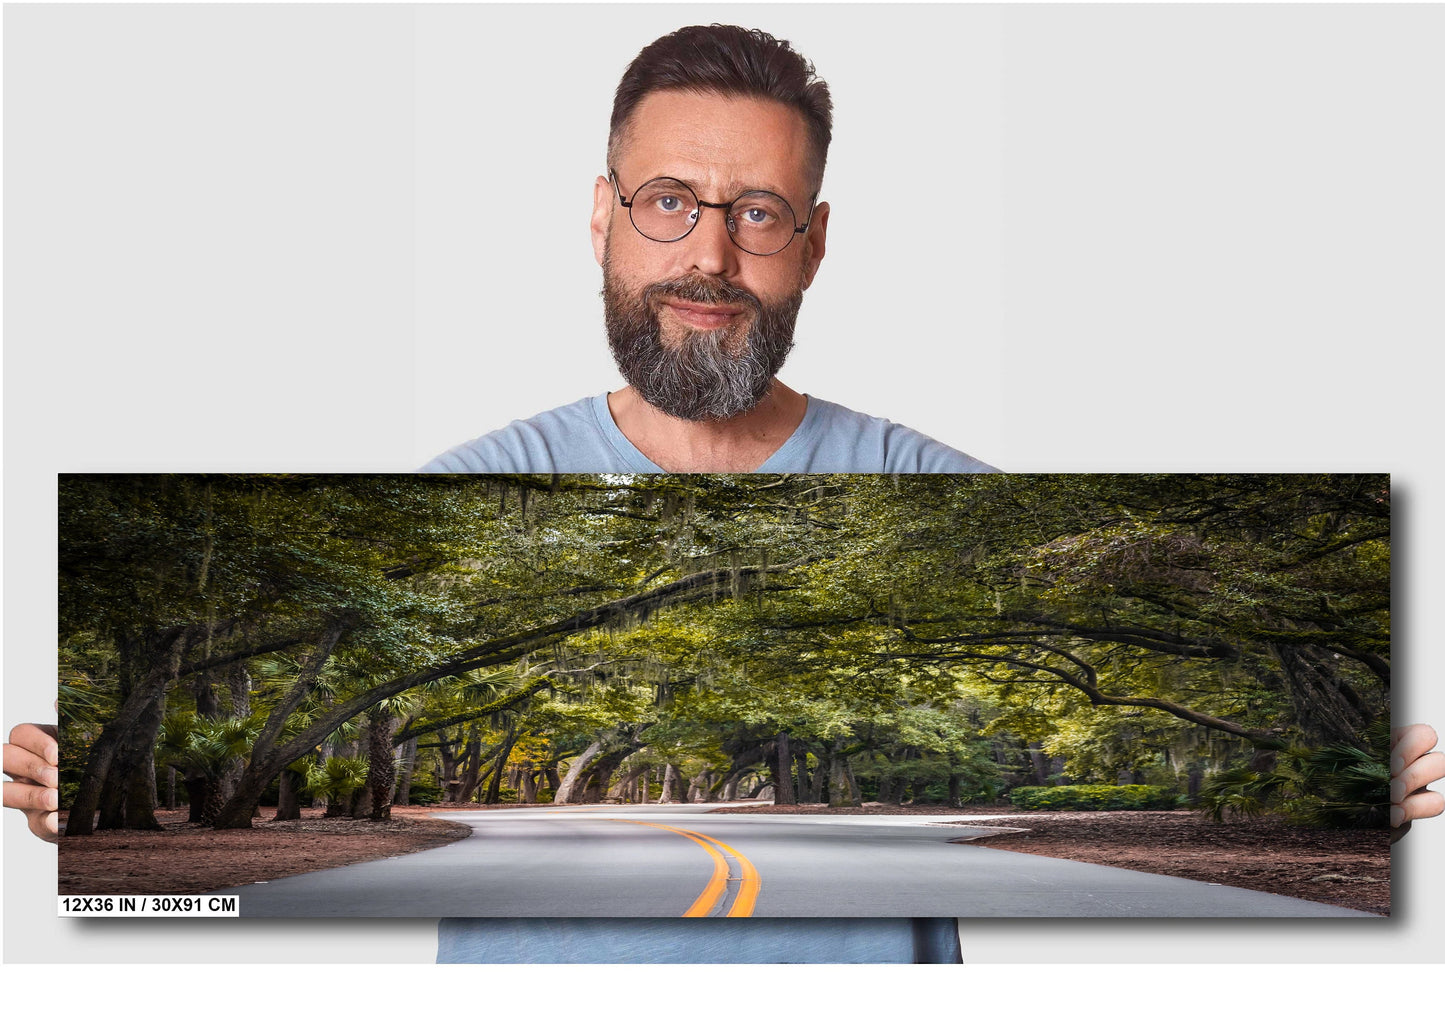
[55,473,1392,918]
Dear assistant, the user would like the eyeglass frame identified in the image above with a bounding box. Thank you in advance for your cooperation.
[608,168,818,257]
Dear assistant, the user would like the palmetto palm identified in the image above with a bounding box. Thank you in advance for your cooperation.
[306,756,370,816]
[1198,717,1390,828]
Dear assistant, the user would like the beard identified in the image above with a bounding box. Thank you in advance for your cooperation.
[602,257,804,422]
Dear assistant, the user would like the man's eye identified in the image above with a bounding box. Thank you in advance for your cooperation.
[740,207,771,224]
[655,195,684,213]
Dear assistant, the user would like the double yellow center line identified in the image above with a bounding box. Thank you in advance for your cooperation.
[612,819,761,917]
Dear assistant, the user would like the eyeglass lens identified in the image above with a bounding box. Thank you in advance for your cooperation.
[628,178,798,256]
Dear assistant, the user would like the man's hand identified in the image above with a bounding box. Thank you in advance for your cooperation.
[3,723,60,843]
[1391,723,1445,837]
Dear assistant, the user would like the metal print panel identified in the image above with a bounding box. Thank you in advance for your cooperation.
[56,473,1391,918]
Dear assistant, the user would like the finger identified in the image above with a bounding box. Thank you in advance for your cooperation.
[1391,750,1445,804]
[1393,789,1445,827]
[8,721,59,749]
[1391,724,1439,775]
[2,742,60,788]
[2,780,59,814]
[26,808,60,844]
[6,724,59,768]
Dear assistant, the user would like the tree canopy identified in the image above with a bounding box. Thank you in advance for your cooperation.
[57,472,1390,831]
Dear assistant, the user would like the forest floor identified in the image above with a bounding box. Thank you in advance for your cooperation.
[56,803,1390,915]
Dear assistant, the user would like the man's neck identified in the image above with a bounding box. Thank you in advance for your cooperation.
[606,380,808,472]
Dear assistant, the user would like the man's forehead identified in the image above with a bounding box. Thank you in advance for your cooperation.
[614,89,813,197]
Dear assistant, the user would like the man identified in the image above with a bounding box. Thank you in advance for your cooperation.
[421,24,993,477]
[9,23,1444,964]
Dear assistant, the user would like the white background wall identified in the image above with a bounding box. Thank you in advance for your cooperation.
[5,2,1442,985]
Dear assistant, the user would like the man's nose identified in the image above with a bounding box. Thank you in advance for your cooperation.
[677,204,740,278]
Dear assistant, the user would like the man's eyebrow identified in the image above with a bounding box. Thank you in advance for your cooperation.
[643,173,798,203]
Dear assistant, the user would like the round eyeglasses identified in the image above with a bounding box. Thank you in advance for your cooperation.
[610,169,817,257]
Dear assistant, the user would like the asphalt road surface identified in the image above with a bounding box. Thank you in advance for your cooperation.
[221,804,1378,918]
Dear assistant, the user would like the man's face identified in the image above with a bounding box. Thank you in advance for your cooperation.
[591,90,830,421]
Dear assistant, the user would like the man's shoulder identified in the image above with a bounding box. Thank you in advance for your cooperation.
[420,393,996,475]
[762,396,997,474]
[419,396,632,473]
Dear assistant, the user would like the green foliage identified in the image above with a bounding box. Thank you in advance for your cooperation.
[305,757,370,803]
[404,780,442,804]
[58,473,1391,822]
[157,712,265,773]
[1198,719,1390,828]
[1010,784,1181,811]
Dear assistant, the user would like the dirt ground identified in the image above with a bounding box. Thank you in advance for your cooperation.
[57,802,1390,915]
[58,807,473,895]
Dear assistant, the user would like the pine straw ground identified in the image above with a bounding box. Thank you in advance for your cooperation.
[57,803,1391,915]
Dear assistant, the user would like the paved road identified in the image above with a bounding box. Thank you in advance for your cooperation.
[222,804,1378,918]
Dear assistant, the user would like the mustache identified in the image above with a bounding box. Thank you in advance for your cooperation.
[642,275,763,315]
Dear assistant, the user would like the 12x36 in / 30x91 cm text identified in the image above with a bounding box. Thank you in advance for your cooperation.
[59,895,239,916]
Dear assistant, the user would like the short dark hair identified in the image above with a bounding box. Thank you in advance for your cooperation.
[608,24,833,189]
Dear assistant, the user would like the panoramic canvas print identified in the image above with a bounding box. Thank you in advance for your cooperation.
[56,473,1391,918]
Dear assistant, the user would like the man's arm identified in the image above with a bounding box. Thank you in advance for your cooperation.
[3,722,60,842]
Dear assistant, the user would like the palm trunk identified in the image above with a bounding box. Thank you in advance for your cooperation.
[366,709,400,821]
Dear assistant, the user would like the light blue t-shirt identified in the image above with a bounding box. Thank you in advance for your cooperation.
[421,393,996,474]
[426,393,988,962]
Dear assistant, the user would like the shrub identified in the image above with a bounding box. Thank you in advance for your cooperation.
[1197,728,1390,829]
[1009,784,1180,811]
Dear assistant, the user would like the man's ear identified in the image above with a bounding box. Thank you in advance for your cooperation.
[591,176,613,267]
[800,200,829,290]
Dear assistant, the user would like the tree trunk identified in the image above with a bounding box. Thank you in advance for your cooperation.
[582,751,626,803]
[396,737,418,806]
[1028,741,1050,786]
[274,768,304,820]
[807,752,826,803]
[773,732,796,806]
[609,768,641,801]
[437,732,463,803]
[482,724,522,805]
[1270,644,1372,747]
[97,691,168,831]
[1187,761,1205,800]
[454,733,485,804]
[365,708,400,821]
[212,663,251,821]
[828,753,859,807]
[660,762,683,803]
[210,623,347,829]
[553,740,603,804]
[123,726,163,830]
[185,775,210,823]
[876,771,896,805]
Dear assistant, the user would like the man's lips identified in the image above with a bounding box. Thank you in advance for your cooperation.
[660,300,747,330]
